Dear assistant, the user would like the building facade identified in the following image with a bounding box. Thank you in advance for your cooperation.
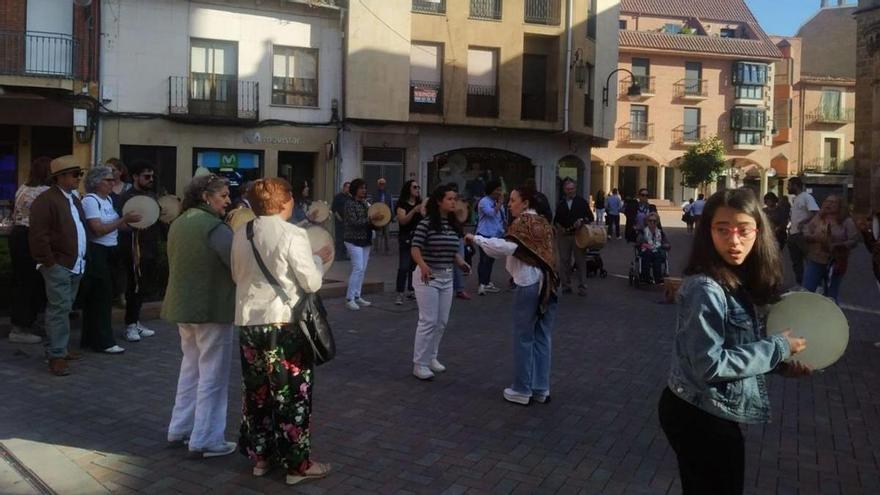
[592,0,789,203]
[99,0,342,199]
[339,0,620,208]
[0,0,99,206]
[854,0,880,214]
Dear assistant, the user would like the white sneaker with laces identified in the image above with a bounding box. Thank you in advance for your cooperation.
[190,441,237,459]
[355,297,372,307]
[429,359,446,373]
[413,365,434,380]
[395,294,404,305]
[103,345,125,354]
[125,324,141,342]
[503,388,531,405]
[136,322,155,337]
[478,284,486,296]
[483,283,502,293]
[345,300,360,311]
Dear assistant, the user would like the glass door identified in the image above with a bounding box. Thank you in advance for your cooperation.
[190,39,238,117]
[630,105,648,140]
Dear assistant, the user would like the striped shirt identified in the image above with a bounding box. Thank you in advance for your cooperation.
[411,218,459,269]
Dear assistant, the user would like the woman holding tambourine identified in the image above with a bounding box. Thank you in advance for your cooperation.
[658,188,811,495]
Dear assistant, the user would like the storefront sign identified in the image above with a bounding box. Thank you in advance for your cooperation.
[413,87,438,104]
[244,131,304,146]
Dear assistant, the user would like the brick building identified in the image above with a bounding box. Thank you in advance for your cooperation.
[854,0,880,214]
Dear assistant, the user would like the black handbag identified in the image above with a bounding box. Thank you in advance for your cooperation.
[246,220,336,365]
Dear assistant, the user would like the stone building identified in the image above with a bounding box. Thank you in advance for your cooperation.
[854,0,880,214]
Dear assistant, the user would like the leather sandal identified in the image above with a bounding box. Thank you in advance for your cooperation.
[286,462,331,485]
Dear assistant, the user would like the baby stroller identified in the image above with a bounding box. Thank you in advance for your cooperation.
[584,249,607,278]
[576,225,608,278]
[628,245,669,288]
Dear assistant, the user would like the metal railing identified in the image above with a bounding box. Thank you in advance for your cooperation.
[673,125,705,144]
[466,84,499,118]
[620,75,654,96]
[410,80,443,114]
[284,0,339,7]
[618,122,653,143]
[169,75,259,121]
[0,30,79,78]
[803,156,852,174]
[521,90,558,121]
[470,0,502,20]
[412,0,446,14]
[806,106,855,124]
[524,0,561,25]
[673,79,708,98]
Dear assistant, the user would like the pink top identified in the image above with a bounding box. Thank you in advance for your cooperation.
[13,185,50,227]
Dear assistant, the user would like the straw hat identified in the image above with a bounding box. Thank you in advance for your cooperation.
[49,155,84,177]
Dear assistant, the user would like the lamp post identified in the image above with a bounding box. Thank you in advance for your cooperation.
[602,68,642,106]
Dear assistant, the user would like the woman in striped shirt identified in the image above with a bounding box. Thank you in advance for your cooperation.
[411,184,471,380]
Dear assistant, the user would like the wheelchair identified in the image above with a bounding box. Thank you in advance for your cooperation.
[627,245,669,288]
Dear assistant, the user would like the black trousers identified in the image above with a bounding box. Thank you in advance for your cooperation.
[477,246,495,286]
[606,214,620,238]
[80,243,117,350]
[8,226,45,329]
[658,387,745,495]
[396,241,415,293]
[788,233,807,285]
[120,250,156,325]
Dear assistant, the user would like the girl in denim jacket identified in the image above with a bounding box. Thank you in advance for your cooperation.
[658,188,810,495]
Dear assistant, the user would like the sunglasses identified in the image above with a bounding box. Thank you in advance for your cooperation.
[65,170,85,178]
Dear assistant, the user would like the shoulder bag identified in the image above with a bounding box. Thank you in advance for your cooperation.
[246,220,336,365]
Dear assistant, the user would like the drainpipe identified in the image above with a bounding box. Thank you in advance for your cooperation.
[563,0,573,134]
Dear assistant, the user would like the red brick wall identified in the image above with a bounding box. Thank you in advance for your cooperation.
[0,0,26,31]
[73,1,99,82]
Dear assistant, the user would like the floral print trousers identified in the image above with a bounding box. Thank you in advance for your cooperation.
[238,324,314,473]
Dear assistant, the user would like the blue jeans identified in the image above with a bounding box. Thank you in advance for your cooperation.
[803,259,843,303]
[511,282,558,395]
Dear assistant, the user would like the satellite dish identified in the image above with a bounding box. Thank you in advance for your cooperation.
[74,0,93,6]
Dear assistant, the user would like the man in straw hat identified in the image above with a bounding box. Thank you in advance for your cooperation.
[28,155,88,376]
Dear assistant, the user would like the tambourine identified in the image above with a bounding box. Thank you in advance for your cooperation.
[766,291,849,370]
[306,226,335,273]
[368,203,392,228]
[157,195,181,224]
[122,195,160,229]
[307,200,330,223]
[575,224,607,249]
[226,207,256,232]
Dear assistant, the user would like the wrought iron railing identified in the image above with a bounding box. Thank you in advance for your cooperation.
[470,0,502,20]
[674,79,708,98]
[620,75,654,96]
[466,84,499,118]
[806,106,855,124]
[0,30,79,78]
[673,125,705,144]
[410,80,443,114]
[803,156,852,174]
[412,0,446,14]
[169,75,259,121]
[524,0,561,25]
[618,122,653,143]
[521,90,558,121]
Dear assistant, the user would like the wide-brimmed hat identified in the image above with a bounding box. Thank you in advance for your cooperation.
[49,155,84,177]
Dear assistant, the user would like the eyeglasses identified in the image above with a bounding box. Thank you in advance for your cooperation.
[412,185,421,189]
[639,193,648,197]
[647,220,658,224]
[67,170,85,178]
[140,174,155,180]
[712,226,759,239]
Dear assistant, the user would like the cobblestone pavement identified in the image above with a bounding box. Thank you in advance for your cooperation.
[1,227,878,494]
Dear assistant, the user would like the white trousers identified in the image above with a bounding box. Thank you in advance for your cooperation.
[345,242,371,301]
[167,323,233,451]
[412,266,454,366]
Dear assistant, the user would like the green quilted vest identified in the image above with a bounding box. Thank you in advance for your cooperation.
[161,205,235,324]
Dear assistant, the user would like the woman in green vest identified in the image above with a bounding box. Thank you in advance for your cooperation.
[162,174,237,459]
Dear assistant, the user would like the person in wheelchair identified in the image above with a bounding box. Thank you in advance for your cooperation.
[636,212,670,284]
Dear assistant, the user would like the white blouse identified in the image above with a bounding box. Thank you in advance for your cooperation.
[473,210,543,288]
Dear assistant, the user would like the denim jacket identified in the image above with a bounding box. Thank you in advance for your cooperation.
[667,275,791,424]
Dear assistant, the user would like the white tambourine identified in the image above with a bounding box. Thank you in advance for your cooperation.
[122,195,160,229]
[766,291,849,370]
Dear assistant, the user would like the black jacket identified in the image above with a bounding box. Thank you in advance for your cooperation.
[553,196,593,233]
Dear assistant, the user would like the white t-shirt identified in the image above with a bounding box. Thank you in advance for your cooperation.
[789,191,819,234]
[82,194,119,247]
[691,199,706,216]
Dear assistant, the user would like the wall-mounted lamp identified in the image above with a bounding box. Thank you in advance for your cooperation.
[602,68,641,106]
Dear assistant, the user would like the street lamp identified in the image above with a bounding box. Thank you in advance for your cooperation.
[602,68,642,106]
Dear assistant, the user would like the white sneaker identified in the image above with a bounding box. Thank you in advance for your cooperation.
[429,359,446,373]
[103,345,125,354]
[532,390,551,403]
[395,294,404,305]
[503,388,531,405]
[413,365,434,380]
[483,283,501,293]
[136,322,155,337]
[478,284,486,296]
[345,300,360,311]
[8,328,42,344]
[189,441,237,459]
[124,324,141,342]
[355,297,372,307]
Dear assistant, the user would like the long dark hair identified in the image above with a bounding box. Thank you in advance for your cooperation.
[398,179,420,205]
[684,188,782,305]
[513,184,553,223]
[426,184,462,235]
[349,178,366,200]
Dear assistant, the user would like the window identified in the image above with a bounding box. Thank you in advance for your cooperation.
[733,131,763,146]
[774,98,792,129]
[584,63,594,127]
[732,62,768,85]
[410,43,443,114]
[683,108,700,141]
[189,39,239,117]
[619,19,627,30]
[632,57,650,92]
[684,62,702,95]
[630,105,648,139]
[664,23,682,34]
[363,147,405,202]
[467,47,499,118]
[735,85,763,100]
[821,89,842,117]
[730,107,766,130]
[720,28,737,38]
[272,46,318,107]
[412,0,446,14]
[470,0,502,20]
[587,0,597,38]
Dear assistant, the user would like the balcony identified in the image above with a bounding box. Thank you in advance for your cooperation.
[284,0,339,7]
[169,75,259,121]
[806,107,855,125]
[470,0,502,20]
[521,90,558,121]
[803,156,853,174]
[673,79,708,100]
[410,80,443,114]
[620,75,655,98]
[618,122,653,144]
[412,0,446,14]
[524,0,561,25]
[466,84,499,118]
[0,30,80,79]
[672,125,705,145]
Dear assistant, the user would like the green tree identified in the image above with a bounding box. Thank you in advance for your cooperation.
[679,136,726,190]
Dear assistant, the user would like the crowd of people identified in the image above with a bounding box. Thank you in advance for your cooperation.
[6,153,880,491]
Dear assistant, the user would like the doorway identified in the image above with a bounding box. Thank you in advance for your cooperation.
[278,151,316,195]
[617,166,639,199]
